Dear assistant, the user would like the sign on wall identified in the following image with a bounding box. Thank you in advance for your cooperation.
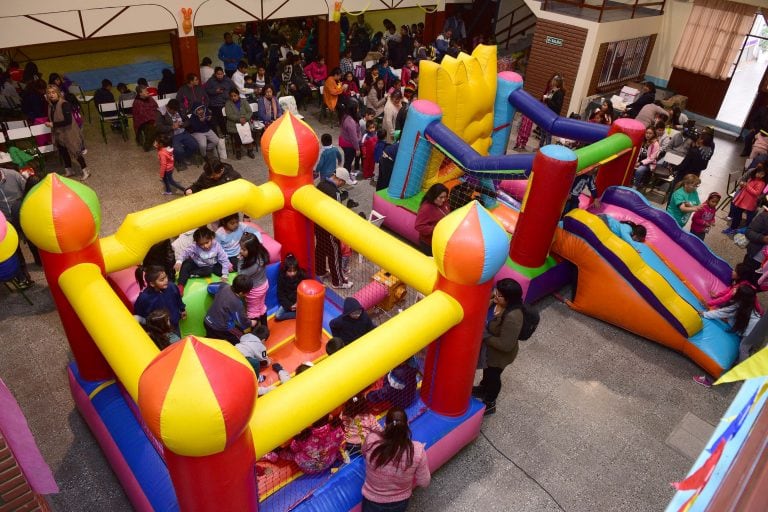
[546,36,564,47]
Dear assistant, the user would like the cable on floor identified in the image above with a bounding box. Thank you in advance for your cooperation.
[480,429,567,512]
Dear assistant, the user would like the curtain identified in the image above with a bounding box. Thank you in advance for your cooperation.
[672,0,756,80]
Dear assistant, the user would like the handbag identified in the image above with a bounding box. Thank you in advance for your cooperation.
[236,123,254,144]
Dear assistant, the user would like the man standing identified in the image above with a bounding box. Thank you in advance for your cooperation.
[218,32,245,77]
[205,67,235,135]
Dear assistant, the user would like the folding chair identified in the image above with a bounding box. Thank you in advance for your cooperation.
[718,169,748,212]
[3,120,28,131]
[642,165,675,205]
[5,126,41,167]
[96,102,128,143]
[69,84,94,123]
[29,124,56,173]
[0,133,12,165]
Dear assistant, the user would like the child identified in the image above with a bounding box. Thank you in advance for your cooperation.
[708,263,763,313]
[329,297,375,345]
[360,121,378,180]
[154,134,186,195]
[341,393,381,457]
[373,129,389,170]
[340,242,352,278]
[367,357,421,410]
[563,167,600,216]
[134,266,186,333]
[315,133,343,181]
[266,413,345,474]
[275,253,306,321]
[325,336,345,356]
[239,232,270,327]
[215,213,262,269]
[690,192,721,240]
[694,285,762,387]
[144,309,181,349]
[235,326,270,375]
[724,166,766,234]
[174,226,230,289]
[139,239,176,284]
[203,274,257,344]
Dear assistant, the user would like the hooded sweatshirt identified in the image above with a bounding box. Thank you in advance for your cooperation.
[329,297,375,345]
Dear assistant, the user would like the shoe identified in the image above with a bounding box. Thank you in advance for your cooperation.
[331,281,354,289]
[346,199,359,209]
[63,168,75,177]
[13,278,33,290]
[483,400,496,416]
[247,150,255,159]
[721,228,735,235]
[258,373,266,383]
[369,177,377,186]
[235,151,242,160]
[272,363,284,373]
[471,385,485,398]
[80,169,90,181]
[162,191,173,195]
[693,375,713,388]
[725,216,732,221]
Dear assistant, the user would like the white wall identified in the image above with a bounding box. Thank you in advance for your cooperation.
[645,0,694,85]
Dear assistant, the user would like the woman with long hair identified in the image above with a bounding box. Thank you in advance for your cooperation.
[361,408,430,512]
[473,278,525,415]
[44,84,90,179]
[414,183,450,256]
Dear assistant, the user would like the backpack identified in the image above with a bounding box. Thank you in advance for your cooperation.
[518,304,540,341]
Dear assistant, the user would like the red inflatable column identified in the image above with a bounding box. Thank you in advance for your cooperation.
[420,203,510,416]
[509,145,578,269]
[295,279,325,352]
[596,117,646,192]
[19,175,111,381]
[139,337,259,511]
[260,112,320,272]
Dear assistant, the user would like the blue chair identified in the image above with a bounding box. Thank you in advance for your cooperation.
[0,255,33,305]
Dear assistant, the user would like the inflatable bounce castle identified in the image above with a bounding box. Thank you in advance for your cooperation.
[374,45,739,378]
[20,111,512,511]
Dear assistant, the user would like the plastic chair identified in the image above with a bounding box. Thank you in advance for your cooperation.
[69,84,94,123]
[718,169,748,212]
[156,98,171,115]
[96,102,128,143]
[29,124,56,172]
[5,126,42,169]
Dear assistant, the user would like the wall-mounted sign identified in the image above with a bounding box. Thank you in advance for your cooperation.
[546,36,563,47]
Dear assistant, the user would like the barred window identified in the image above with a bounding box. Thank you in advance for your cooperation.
[597,36,652,89]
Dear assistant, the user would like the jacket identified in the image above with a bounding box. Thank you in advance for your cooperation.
[157,146,174,176]
[362,432,430,503]
[187,104,216,134]
[134,284,185,330]
[186,163,242,193]
[329,297,375,344]
[205,76,236,107]
[277,267,306,310]
[339,114,361,150]
[177,84,208,115]
[323,76,343,111]
[304,61,328,84]
[484,308,523,368]
[734,179,766,212]
[224,98,253,134]
[131,96,158,133]
[257,95,283,124]
[204,284,250,332]
[638,139,660,170]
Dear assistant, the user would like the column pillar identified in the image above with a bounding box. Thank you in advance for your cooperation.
[326,21,341,70]
[170,31,201,87]
[424,10,447,46]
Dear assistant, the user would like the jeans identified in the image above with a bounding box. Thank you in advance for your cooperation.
[191,130,220,156]
[162,171,185,193]
[275,305,296,321]
[633,164,652,187]
[172,132,200,164]
[362,497,410,512]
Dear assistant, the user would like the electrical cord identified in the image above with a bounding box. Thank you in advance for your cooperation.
[480,429,567,512]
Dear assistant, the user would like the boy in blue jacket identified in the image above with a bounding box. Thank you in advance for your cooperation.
[314,133,343,181]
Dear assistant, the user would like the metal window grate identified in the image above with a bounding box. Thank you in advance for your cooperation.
[597,36,651,89]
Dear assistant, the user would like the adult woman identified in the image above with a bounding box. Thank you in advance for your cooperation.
[666,174,701,228]
[200,57,215,84]
[473,278,524,415]
[257,85,283,126]
[21,79,48,122]
[157,68,176,97]
[366,78,387,117]
[632,127,660,188]
[382,90,404,143]
[540,75,565,146]
[224,88,255,159]
[0,72,21,109]
[132,84,159,151]
[414,183,450,256]
[323,67,345,113]
[44,84,90,179]
[361,408,430,512]
[669,105,688,130]
[339,102,362,173]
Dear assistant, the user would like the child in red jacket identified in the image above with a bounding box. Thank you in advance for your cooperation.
[155,134,185,195]
[361,120,378,179]
[724,166,766,234]
[690,191,720,240]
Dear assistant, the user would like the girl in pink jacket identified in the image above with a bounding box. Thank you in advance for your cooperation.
[724,165,766,234]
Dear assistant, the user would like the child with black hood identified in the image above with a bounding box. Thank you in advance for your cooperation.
[329,297,375,345]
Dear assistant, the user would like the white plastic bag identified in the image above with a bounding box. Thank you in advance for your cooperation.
[217,137,227,160]
[236,123,253,144]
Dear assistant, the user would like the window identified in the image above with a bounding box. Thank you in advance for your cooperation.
[596,36,652,90]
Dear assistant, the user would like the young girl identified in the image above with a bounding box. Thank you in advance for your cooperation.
[632,127,660,188]
[361,408,430,511]
[694,285,762,387]
[239,233,270,327]
[154,134,185,195]
[266,414,345,474]
[174,226,230,288]
[341,394,381,457]
[144,309,181,349]
[690,192,721,240]
[708,263,763,313]
[666,174,701,228]
[275,253,306,321]
[724,165,766,234]
[134,266,186,333]
[215,213,262,270]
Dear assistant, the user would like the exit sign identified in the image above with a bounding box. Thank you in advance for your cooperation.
[546,36,563,46]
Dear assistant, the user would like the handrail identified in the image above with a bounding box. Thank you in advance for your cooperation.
[541,0,666,21]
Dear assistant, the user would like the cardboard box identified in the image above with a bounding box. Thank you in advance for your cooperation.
[661,94,688,111]
[619,86,640,105]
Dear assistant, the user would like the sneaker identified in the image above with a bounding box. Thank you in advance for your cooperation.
[258,374,266,383]
[483,401,496,416]
[272,363,284,373]
[13,278,33,290]
[332,281,354,289]
[162,191,173,195]
[693,375,713,388]
[63,168,75,177]
[721,228,735,235]
[725,216,732,221]
[471,386,485,399]
[247,150,255,159]
[80,169,91,181]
